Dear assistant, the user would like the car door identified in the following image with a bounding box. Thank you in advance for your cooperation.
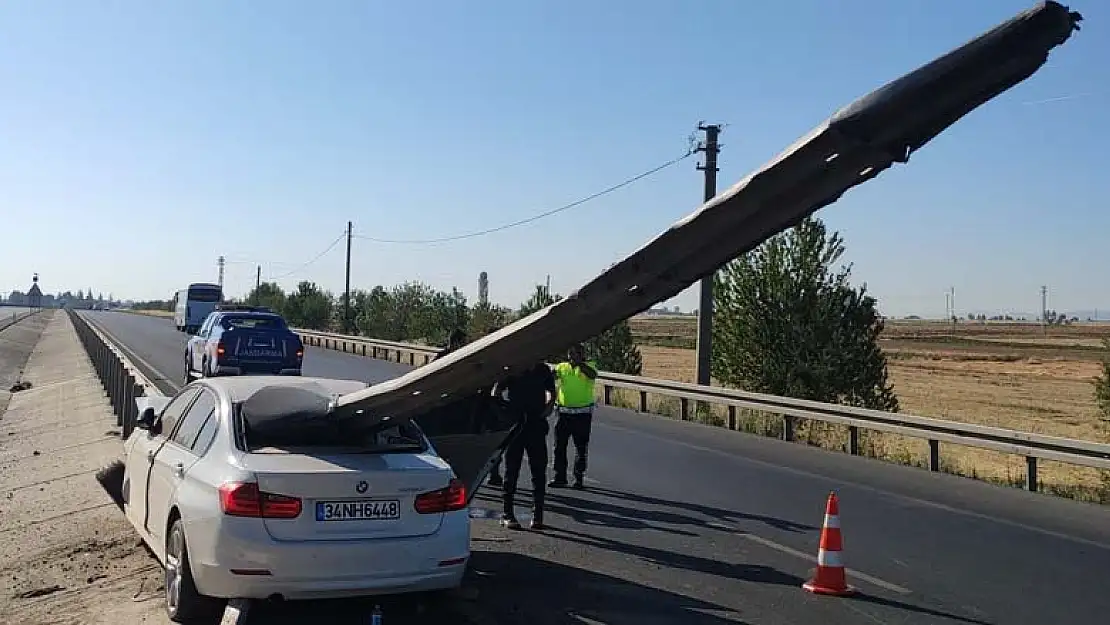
[127,387,201,534]
[146,388,217,547]
[193,315,216,370]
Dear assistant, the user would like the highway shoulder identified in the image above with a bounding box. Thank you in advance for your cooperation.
[0,311,170,624]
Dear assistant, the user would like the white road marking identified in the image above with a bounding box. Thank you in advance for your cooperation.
[738,532,911,595]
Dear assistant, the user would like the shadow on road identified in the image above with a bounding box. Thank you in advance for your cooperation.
[241,550,750,625]
[582,485,818,533]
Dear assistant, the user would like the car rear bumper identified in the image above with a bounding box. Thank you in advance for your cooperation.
[214,365,301,376]
[189,510,469,600]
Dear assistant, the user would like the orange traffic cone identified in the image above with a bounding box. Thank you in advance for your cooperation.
[803,492,857,597]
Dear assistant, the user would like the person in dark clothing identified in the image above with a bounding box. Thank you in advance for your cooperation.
[492,362,556,530]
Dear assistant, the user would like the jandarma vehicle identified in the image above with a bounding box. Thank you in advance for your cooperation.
[184,306,304,383]
[122,376,475,621]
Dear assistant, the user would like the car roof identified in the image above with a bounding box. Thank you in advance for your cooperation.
[198,376,368,403]
[217,311,283,319]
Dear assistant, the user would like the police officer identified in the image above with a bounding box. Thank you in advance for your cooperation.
[549,344,598,490]
[493,361,556,530]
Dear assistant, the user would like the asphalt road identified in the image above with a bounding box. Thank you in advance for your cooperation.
[0,307,32,327]
[83,310,1110,625]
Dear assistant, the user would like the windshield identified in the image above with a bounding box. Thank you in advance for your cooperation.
[237,405,426,453]
[221,315,286,330]
[188,287,222,303]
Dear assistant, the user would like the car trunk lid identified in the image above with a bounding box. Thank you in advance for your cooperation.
[240,451,452,542]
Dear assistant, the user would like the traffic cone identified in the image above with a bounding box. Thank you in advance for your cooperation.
[803,491,857,597]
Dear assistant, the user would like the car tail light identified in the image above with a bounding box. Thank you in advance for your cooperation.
[216,341,226,357]
[414,478,467,514]
[218,482,302,519]
[295,347,304,359]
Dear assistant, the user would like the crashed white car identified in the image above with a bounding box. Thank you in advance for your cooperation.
[120,376,494,622]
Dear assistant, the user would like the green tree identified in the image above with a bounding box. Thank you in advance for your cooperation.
[514,283,640,373]
[355,286,397,339]
[247,282,287,314]
[584,321,643,375]
[468,301,512,339]
[711,216,898,412]
[517,284,561,318]
[283,281,334,330]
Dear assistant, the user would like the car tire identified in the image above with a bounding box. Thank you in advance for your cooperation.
[164,518,222,623]
[184,356,193,384]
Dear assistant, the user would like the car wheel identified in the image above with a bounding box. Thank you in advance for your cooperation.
[164,518,221,623]
[183,356,193,384]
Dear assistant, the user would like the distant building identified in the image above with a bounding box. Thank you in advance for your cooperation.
[27,274,43,309]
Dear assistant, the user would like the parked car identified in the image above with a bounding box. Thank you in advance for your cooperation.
[122,376,474,621]
[184,306,303,384]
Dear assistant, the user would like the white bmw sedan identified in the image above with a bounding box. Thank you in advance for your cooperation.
[121,376,486,622]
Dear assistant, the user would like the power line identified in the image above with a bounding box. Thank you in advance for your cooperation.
[352,149,697,245]
[267,232,347,281]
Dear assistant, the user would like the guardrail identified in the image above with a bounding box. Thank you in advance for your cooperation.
[295,328,440,366]
[291,327,1110,493]
[68,309,158,439]
[0,309,43,332]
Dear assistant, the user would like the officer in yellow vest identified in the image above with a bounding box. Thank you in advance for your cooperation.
[549,344,598,490]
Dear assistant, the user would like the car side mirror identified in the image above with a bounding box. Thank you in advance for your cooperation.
[136,407,158,432]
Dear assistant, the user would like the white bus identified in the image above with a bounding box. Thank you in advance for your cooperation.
[173,283,223,334]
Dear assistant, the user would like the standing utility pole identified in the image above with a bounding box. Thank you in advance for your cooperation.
[344,221,353,334]
[694,123,721,387]
[217,256,225,290]
[254,265,261,304]
[1041,285,1048,336]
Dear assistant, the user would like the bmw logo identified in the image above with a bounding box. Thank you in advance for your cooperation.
[355,480,369,494]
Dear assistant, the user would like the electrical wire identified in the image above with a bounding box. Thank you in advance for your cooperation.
[267,232,347,280]
[351,149,696,245]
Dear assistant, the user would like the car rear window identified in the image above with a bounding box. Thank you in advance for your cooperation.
[236,405,426,454]
[221,315,287,330]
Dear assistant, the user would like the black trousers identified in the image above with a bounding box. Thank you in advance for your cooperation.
[552,411,592,482]
[502,420,549,520]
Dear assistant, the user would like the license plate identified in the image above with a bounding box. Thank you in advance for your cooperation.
[315,499,401,522]
[240,349,282,358]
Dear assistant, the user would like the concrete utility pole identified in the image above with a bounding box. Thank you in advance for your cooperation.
[1041,285,1048,336]
[694,123,721,388]
[344,221,353,334]
[217,256,225,290]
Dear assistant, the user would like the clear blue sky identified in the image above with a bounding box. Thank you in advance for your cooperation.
[2,0,1105,318]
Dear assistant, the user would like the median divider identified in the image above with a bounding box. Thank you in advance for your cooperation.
[291,327,1110,494]
[67,309,162,440]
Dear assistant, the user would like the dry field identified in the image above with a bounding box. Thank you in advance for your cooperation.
[626,315,1110,503]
